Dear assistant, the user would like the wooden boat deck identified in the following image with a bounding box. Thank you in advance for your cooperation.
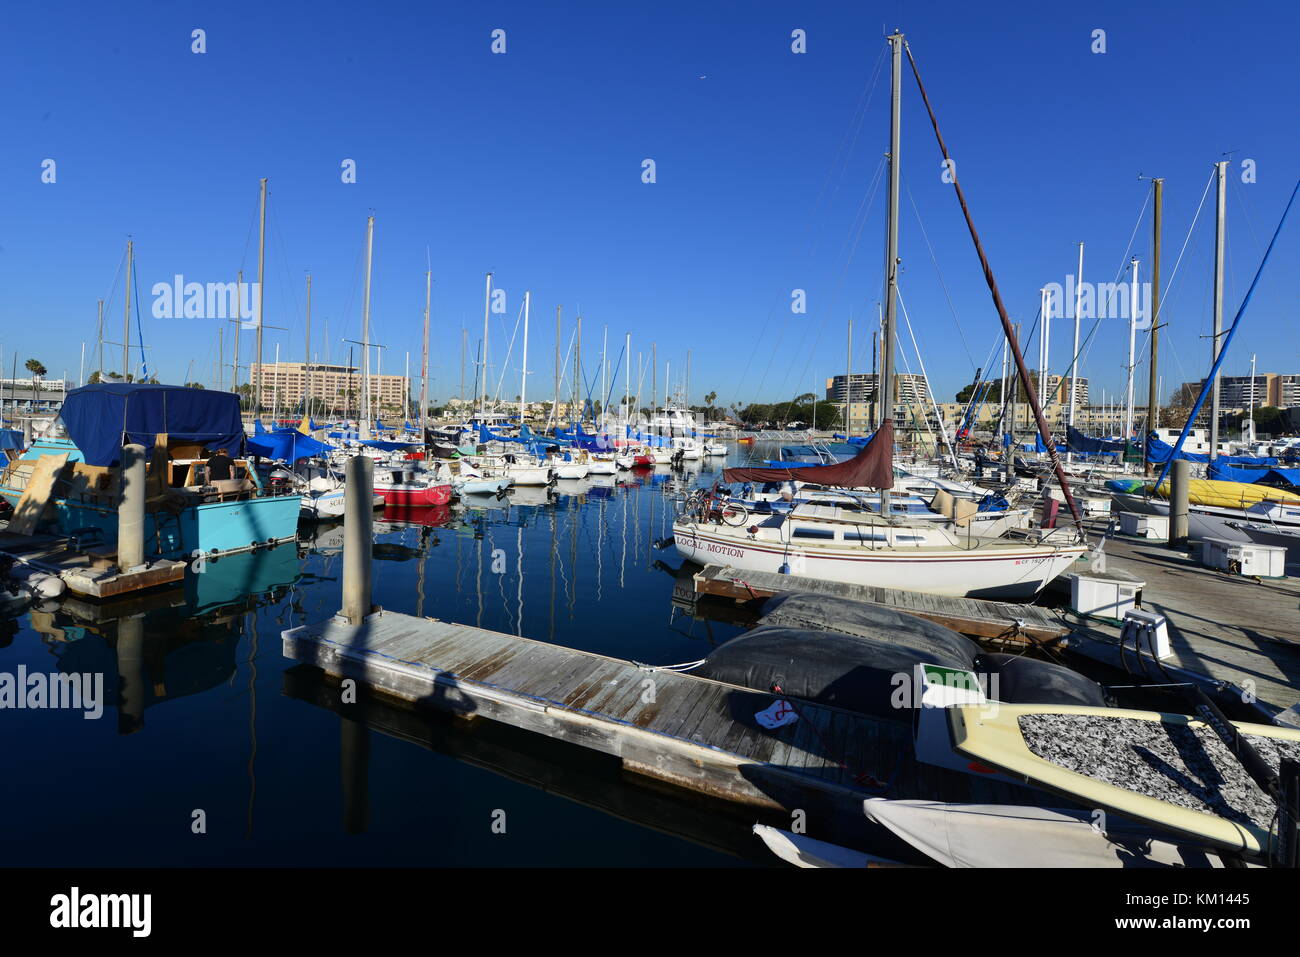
[283,611,1052,827]
[1066,532,1300,713]
[691,563,1069,647]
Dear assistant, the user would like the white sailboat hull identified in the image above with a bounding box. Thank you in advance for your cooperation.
[672,521,1083,600]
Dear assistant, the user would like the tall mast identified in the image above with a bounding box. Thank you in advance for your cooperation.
[600,325,608,428]
[123,239,133,377]
[254,178,267,415]
[232,271,243,397]
[685,348,692,412]
[624,331,631,427]
[1038,287,1050,406]
[651,342,657,416]
[1145,179,1163,474]
[846,318,853,432]
[574,314,582,427]
[305,273,312,421]
[421,269,431,435]
[361,215,375,435]
[1248,353,1257,441]
[459,327,466,412]
[519,290,530,426]
[879,31,903,514]
[1067,241,1083,461]
[553,305,561,432]
[96,298,104,380]
[1125,258,1140,439]
[480,272,493,420]
[1209,161,1228,460]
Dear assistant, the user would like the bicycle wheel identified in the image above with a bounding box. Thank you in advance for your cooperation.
[719,501,750,527]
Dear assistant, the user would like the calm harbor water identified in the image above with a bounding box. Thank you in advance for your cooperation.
[3,447,800,867]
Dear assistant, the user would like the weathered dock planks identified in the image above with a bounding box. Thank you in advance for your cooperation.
[1066,533,1300,713]
[283,610,1048,827]
[690,563,1070,647]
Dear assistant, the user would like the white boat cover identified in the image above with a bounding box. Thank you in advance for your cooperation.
[862,799,1235,868]
[751,825,881,868]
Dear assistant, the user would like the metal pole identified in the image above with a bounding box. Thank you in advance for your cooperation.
[1068,242,1083,462]
[123,239,132,377]
[1126,258,1139,440]
[553,305,561,431]
[305,273,312,421]
[341,454,374,624]
[1209,161,1227,460]
[879,31,903,515]
[254,178,268,415]
[845,317,852,432]
[421,270,431,436]
[519,290,530,425]
[480,272,492,420]
[1145,178,1163,475]
[361,216,374,434]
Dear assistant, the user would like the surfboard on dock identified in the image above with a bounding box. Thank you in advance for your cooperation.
[948,703,1300,856]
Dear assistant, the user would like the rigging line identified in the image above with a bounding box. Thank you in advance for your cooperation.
[131,255,150,380]
[904,180,976,371]
[763,152,887,413]
[240,190,259,272]
[1154,178,1300,487]
[902,38,1084,532]
[897,283,959,467]
[491,297,526,403]
[1078,168,1214,386]
[732,49,887,408]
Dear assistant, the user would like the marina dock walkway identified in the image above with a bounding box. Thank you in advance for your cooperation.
[1068,532,1300,713]
[691,563,1069,647]
[283,610,1049,831]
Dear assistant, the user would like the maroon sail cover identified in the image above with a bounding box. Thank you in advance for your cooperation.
[722,419,895,489]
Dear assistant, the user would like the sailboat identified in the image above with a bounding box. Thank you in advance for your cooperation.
[672,32,1086,601]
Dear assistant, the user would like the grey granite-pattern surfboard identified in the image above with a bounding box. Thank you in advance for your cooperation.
[1018,713,1300,830]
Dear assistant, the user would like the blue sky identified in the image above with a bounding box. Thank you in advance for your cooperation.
[2,0,1298,410]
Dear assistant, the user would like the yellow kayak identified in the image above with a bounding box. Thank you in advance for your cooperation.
[1150,477,1300,508]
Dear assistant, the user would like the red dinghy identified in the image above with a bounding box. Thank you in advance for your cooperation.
[373,481,452,506]
[373,466,452,506]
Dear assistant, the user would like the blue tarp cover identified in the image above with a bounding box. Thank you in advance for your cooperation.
[246,430,334,461]
[361,439,418,451]
[1066,426,1125,456]
[59,383,245,467]
[1206,462,1300,487]
[0,429,23,451]
[1146,434,1276,467]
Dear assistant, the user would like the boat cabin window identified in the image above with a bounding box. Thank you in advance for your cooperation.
[791,526,835,540]
[845,528,887,542]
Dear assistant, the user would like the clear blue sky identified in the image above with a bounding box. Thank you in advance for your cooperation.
[3,0,1298,410]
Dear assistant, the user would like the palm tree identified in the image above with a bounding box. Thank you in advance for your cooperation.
[25,359,47,396]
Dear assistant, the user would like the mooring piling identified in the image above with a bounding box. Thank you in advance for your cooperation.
[342,454,374,624]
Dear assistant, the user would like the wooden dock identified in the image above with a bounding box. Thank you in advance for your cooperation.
[0,530,184,598]
[1066,533,1300,714]
[690,563,1070,648]
[282,610,1051,831]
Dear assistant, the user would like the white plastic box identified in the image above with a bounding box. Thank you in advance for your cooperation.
[1201,537,1287,578]
[1068,571,1143,619]
[1120,609,1171,659]
[1119,511,1169,539]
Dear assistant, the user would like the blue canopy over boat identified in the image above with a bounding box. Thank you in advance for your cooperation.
[1066,426,1126,456]
[361,439,419,451]
[1146,434,1275,467]
[59,383,245,467]
[1206,462,1300,487]
[246,430,334,461]
[0,429,23,451]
